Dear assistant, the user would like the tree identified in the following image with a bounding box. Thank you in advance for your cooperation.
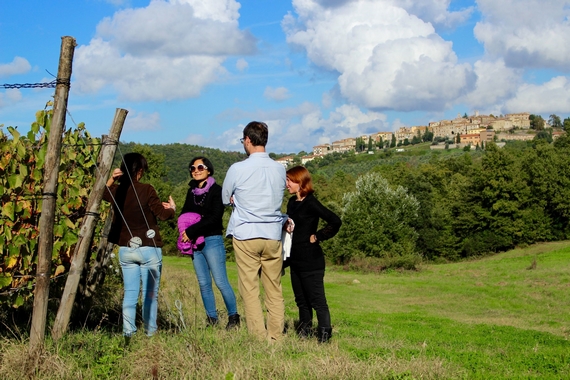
[422,130,434,142]
[367,136,373,151]
[534,130,553,143]
[563,117,570,131]
[376,137,383,149]
[390,134,396,148]
[463,112,469,119]
[549,114,562,128]
[456,134,461,144]
[530,114,545,130]
[331,173,420,263]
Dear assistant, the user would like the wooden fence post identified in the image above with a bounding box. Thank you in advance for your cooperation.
[29,36,76,356]
[52,109,128,340]
[83,208,115,298]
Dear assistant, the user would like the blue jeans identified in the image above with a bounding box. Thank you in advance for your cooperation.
[119,246,162,336]
[192,235,238,319]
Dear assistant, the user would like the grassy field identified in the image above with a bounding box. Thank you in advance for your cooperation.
[1,241,569,379]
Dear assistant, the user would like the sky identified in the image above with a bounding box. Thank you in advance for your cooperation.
[1,0,569,154]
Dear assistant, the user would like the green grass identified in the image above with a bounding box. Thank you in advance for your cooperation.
[1,242,569,379]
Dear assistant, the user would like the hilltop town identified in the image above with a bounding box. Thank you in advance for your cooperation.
[276,112,567,166]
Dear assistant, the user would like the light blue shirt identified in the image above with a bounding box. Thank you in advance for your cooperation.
[222,152,287,241]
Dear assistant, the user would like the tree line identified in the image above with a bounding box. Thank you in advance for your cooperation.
[2,109,569,310]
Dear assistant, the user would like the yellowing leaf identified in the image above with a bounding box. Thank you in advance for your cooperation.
[54,265,66,277]
[5,256,18,269]
[64,217,75,229]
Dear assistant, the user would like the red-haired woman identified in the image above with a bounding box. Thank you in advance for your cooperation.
[285,166,341,343]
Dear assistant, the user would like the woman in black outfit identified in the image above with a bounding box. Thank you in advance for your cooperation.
[180,157,239,329]
[285,166,341,343]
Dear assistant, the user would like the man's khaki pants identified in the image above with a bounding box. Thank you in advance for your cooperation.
[233,237,284,341]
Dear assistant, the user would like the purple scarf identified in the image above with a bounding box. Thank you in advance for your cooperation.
[192,176,215,196]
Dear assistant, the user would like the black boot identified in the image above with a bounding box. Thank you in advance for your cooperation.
[317,327,332,343]
[206,316,219,327]
[296,321,313,338]
[226,313,240,330]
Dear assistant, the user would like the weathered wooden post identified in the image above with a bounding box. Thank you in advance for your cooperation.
[29,36,76,355]
[52,108,128,340]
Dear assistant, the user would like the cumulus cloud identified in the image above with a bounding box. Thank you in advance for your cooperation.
[208,102,387,153]
[74,0,256,101]
[283,0,476,112]
[474,0,570,70]
[503,76,570,114]
[392,0,474,29]
[264,86,291,101]
[124,110,161,131]
[460,59,522,110]
[0,57,31,77]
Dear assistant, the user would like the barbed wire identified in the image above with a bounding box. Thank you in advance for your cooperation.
[1,78,71,90]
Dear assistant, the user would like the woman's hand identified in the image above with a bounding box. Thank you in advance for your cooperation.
[106,168,123,187]
[181,231,189,243]
[309,234,317,243]
[284,218,295,233]
[163,195,176,211]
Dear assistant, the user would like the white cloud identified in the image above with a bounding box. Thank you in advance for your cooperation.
[207,102,387,153]
[461,59,522,111]
[236,58,248,71]
[264,86,291,101]
[474,0,570,70]
[503,76,570,115]
[283,0,476,112]
[0,57,31,77]
[0,89,23,109]
[391,0,474,29]
[74,0,256,101]
[124,110,161,131]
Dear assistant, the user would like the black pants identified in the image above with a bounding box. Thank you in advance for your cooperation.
[290,268,331,328]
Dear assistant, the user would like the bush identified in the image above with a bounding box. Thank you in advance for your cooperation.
[329,173,419,264]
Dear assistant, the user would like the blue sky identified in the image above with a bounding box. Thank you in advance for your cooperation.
[1,0,569,154]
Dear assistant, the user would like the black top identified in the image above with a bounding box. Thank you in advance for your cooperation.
[286,193,342,271]
[180,180,224,240]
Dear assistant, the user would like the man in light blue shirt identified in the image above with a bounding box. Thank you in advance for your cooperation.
[222,121,287,341]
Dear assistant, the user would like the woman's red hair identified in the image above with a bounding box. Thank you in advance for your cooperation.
[286,166,314,198]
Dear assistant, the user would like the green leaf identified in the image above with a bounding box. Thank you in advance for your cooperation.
[0,274,12,288]
[31,122,40,134]
[7,126,20,141]
[18,163,28,178]
[15,141,26,159]
[7,174,23,189]
[37,143,47,168]
[62,229,78,246]
[2,201,14,221]
[54,223,64,237]
[13,295,24,308]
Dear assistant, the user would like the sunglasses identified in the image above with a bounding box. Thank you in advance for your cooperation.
[190,164,208,172]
